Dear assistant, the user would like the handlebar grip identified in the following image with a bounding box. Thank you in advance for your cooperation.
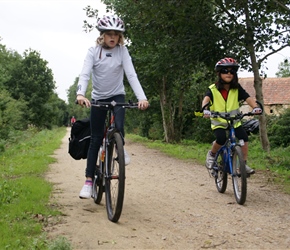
[255,100,264,113]
[194,111,204,117]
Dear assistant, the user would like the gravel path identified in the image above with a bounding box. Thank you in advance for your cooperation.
[45,128,290,249]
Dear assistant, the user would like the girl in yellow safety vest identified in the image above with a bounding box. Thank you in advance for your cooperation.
[202,57,262,175]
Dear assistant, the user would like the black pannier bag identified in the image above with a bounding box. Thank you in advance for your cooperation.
[68,118,91,160]
[242,119,259,135]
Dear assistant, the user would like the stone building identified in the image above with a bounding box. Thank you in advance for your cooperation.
[239,77,290,115]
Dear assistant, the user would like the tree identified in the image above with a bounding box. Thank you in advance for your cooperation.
[210,0,290,152]
[276,58,290,77]
[86,0,219,142]
[4,49,56,127]
[0,90,28,139]
[82,0,290,147]
[67,77,91,121]
[0,44,22,90]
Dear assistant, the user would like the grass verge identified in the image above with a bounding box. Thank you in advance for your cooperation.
[0,127,72,249]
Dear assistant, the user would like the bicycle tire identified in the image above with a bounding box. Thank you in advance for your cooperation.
[93,161,104,204]
[105,132,125,222]
[231,145,247,205]
[214,151,228,193]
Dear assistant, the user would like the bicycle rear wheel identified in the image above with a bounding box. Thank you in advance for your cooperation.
[231,145,247,205]
[93,162,104,204]
[105,132,125,222]
[214,151,228,193]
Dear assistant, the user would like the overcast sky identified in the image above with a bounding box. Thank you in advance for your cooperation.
[0,0,107,102]
[1,0,289,102]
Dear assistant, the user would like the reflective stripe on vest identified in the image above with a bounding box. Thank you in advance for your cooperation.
[209,84,241,129]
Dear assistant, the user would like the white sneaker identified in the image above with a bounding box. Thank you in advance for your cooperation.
[124,150,131,166]
[205,150,215,169]
[79,183,92,199]
[245,165,255,174]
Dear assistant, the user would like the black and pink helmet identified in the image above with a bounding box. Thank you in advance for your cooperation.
[215,57,240,72]
[97,14,125,32]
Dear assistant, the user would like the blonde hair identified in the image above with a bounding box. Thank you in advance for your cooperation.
[96,32,125,46]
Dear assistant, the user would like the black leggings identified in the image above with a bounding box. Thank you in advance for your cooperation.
[213,126,248,146]
[86,95,125,178]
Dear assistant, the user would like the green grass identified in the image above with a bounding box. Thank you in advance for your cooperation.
[0,127,71,250]
[127,134,290,194]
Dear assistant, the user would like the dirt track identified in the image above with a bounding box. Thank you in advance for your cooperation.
[46,128,290,249]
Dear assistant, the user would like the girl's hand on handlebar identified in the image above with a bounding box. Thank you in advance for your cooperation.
[76,95,91,108]
[203,110,211,118]
[138,100,149,110]
[252,107,262,114]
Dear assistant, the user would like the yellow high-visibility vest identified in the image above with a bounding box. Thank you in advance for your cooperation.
[209,84,241,130]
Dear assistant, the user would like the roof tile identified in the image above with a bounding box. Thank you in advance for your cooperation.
[239,77,290,105]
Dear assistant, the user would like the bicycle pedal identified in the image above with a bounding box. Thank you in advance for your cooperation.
[211,172,217,178]
[209,169,217,178]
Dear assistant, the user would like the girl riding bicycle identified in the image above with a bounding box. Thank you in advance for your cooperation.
[76,14,149,199]
[202,57,262,175]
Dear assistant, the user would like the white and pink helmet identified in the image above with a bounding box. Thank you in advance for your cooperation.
[97,14,125,32]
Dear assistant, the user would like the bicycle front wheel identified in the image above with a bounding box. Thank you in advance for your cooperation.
[231,145,247,205]
[214,151,228,193]
[105,132,125,222]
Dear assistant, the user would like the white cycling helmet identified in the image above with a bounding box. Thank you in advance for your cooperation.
[97,14,125,32]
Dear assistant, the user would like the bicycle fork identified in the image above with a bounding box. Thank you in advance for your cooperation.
[211,145,231,178]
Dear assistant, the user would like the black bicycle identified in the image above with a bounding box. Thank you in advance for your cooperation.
[196,102,263,205]
[91,100,138,222]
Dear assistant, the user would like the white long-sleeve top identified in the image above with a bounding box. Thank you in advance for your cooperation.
[77,45,147,101]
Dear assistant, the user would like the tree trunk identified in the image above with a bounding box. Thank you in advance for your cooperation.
[159,77,183,143]
[254,76,271,152]
[247,48,270,152]
[244,4,270,152]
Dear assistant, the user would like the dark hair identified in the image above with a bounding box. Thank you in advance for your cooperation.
[216,72,239,90]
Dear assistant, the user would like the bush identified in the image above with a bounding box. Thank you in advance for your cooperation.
[268,108,290,148]
[185,116,214,143]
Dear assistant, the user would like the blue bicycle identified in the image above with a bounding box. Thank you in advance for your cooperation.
[197,102,263,205]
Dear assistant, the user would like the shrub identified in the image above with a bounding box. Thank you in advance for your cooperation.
[268,108,290,148]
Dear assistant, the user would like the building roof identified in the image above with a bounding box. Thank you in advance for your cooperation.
[239,77,290,105]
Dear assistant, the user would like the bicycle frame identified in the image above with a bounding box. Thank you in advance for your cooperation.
[213,124,238,176]
[103,109,117,179]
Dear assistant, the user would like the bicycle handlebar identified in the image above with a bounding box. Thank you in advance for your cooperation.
[194,100,264,118]
[75,99,139,109]
[91,100,139,109]
[210,110,260,121]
